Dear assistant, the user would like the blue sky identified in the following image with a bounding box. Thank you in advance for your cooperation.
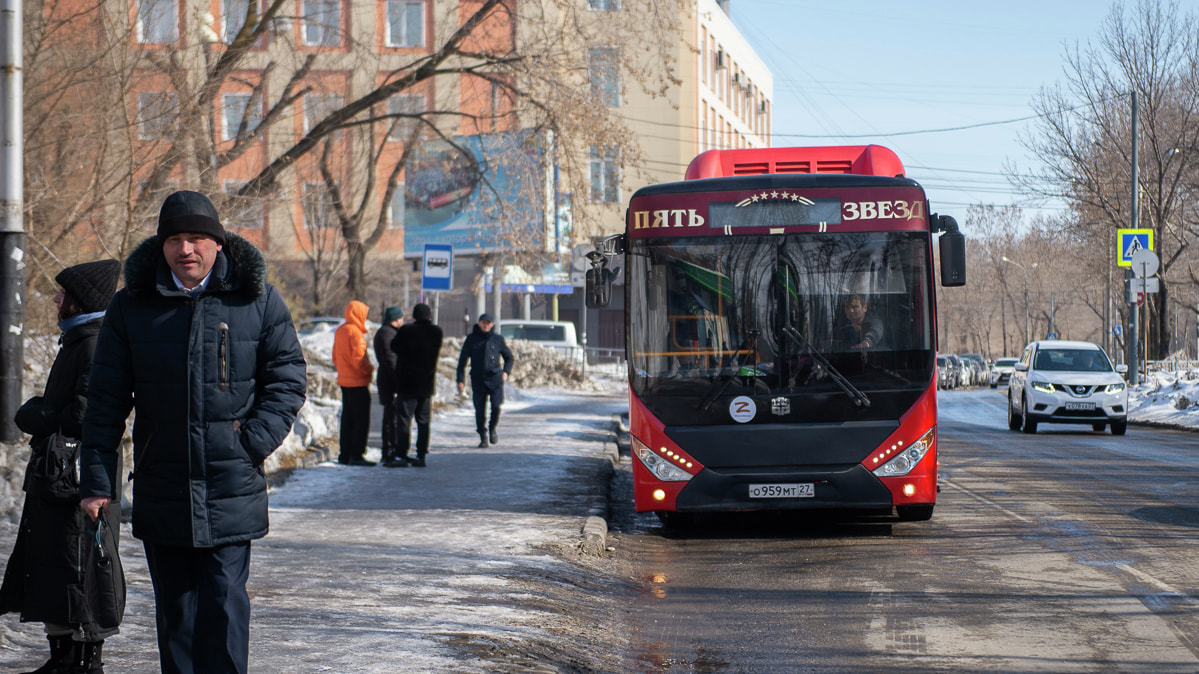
[729,0,1119,221]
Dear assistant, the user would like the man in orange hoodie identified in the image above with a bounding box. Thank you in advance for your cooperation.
[332,300,376,466]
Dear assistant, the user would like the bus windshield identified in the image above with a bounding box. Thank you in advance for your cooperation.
[627,231,934,425]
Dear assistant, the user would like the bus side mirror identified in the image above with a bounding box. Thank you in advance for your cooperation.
[585,250,613,308]
[935,214,966,287]
[586,266,612,307]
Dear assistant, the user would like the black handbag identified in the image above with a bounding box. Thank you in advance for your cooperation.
[25,432,81,503]
[68,517,126,634]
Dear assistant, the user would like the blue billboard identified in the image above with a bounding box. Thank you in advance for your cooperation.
[403,130,548,256]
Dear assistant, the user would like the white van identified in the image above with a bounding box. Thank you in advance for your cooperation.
[496,320,583,365]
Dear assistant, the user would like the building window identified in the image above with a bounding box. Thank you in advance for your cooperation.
[589,146,620,204]
[136,0,178,44]
[223,181,264,229]
[389,185,405,229]
[301,0,341,47]
[138,92,177,140]
[587,0,619,9]
[222,0,255,43]
[385,0,424,47]
[387,94,424,140]
[302,182,339,230]
[589,46,620,107]
[304,93,343,136]
[222,93,262,141]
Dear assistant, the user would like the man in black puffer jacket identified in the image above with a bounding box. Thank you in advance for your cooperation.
[78,191,306,674]
[456,313,513,448]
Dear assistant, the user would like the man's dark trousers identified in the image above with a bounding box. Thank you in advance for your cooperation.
[470,376,503,434]
[380,390,400,460]
[338,386,371,462]
[143,541,252,674]
[397,396,432,456]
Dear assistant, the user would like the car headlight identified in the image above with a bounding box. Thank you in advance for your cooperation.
[1105,382,1126,394]
[632,437,694,482]
[1031,379,1055,394]
[872,427,934,478]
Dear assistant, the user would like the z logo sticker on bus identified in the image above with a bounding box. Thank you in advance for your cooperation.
[842,200,924,221]
[730,396,756,423]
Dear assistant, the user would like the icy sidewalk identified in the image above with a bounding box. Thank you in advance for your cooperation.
[0,387,627,673]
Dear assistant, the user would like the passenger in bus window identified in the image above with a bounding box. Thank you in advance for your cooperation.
[834,293,883,350]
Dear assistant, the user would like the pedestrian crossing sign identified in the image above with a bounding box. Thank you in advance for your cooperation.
[1117,229,1153,267]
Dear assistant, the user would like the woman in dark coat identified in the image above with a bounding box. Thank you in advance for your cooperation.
[0,259,122,674]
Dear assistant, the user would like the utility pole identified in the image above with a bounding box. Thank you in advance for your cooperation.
[1126,91,1139,386]
[0,0,25,442]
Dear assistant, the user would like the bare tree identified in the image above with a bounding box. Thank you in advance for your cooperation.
[1015,0,1199,358]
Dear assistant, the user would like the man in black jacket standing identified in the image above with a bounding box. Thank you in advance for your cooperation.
[456,313,513,448]
[389,303,443,466]
[373,306,403,465]
[1,259,122,674]
[78,191,307,674]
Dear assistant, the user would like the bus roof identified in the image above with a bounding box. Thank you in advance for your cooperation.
[684,145,905,180]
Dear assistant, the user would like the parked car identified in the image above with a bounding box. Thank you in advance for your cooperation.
[1007,340,1128,435]
[937,354,961,390]
[296,316,343,335]
[945,354,964,390]
[496,319,584,366]
[960,353,987,386]
[989,357,1018,389]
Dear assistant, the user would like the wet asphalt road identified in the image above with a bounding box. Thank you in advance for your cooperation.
[603,388,1199,673]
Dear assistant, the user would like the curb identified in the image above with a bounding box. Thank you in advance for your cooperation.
[579,413,628,556]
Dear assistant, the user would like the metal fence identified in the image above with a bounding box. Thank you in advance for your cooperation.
[1144,359,1199,375]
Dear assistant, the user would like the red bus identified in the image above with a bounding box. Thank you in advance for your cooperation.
[585,145,965,525]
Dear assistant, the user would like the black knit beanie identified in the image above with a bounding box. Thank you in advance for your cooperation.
[157,190,226,245]
[56,259,121,314]
[412,303,433,321]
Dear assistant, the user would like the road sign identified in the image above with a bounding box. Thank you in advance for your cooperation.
[421,243,453,292]
[1128,277,1160,295]
[1129,248,1160,278]
[1117,228,1153,267]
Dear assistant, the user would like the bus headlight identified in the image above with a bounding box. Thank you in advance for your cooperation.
[633,437,693,482]
[872,427,934,478]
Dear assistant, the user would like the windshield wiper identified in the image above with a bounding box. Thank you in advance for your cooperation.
[781,326,871,408]
[698,329,760,411]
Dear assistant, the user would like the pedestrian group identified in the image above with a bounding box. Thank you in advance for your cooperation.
[1,189,520,673]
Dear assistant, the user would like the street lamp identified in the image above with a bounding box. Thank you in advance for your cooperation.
[1002,256,1038,346]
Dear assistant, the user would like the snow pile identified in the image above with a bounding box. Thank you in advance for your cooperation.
[1126,368,1199,428]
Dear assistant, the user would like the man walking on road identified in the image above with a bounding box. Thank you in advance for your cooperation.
[78,190,307,674]
[373,306,403,465]
[456,313,513,448]
[389,303,443,467]
[333,300,375,466]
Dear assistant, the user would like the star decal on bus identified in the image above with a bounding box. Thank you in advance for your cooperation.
[735,191,815,207]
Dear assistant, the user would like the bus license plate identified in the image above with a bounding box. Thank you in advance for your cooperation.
[749,483,814,499]
[1064,402,1095,411]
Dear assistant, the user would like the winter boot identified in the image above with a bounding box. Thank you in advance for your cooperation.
[477,433,488,448]
[22,634,79,674]
[488,428,498,445]
[78,641,104,674]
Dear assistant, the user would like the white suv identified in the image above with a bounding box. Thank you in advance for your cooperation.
[1007,340,1128,435]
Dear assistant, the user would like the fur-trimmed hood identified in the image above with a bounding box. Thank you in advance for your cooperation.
[123,232,267,300]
